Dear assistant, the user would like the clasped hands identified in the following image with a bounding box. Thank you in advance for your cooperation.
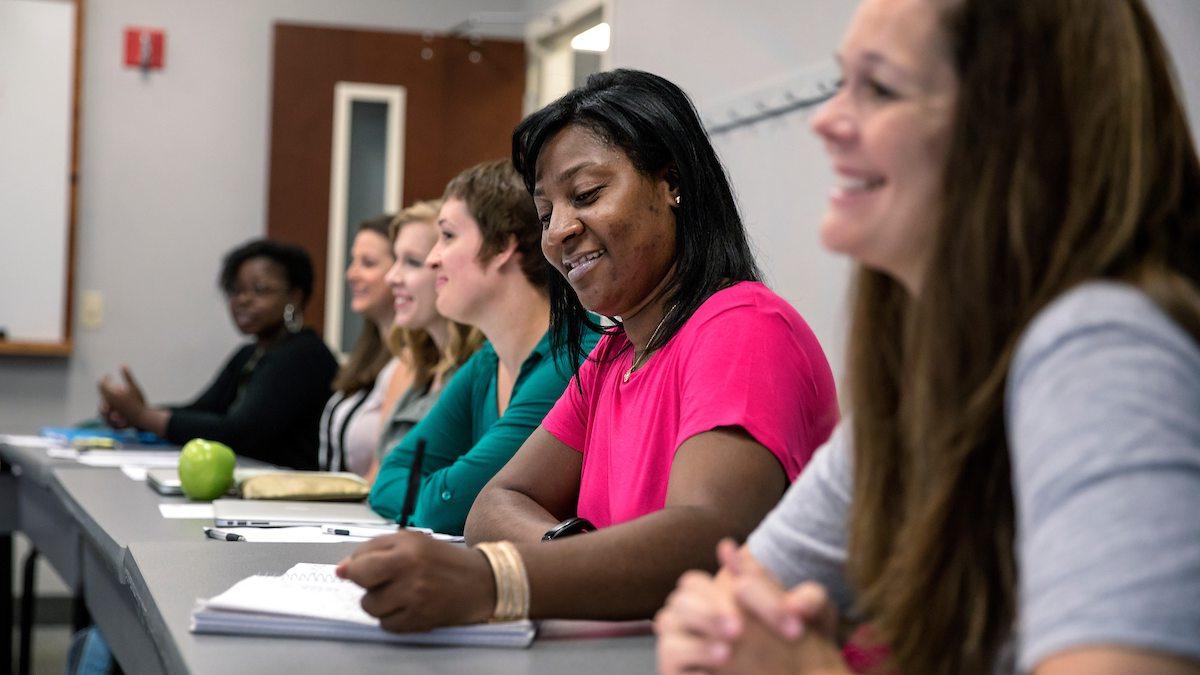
[655,539,849,675]
[97,365,147,429]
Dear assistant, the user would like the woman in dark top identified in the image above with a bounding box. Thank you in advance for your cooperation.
[97,239,338,469]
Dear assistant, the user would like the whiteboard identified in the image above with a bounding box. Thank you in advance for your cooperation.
[0,0,76,344]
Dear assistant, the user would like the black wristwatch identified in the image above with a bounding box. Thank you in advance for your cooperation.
[542,516,595,541]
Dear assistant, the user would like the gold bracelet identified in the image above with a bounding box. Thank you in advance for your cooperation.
[475,541,530,621]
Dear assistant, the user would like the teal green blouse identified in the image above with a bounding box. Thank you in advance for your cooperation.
[369,329,597,535]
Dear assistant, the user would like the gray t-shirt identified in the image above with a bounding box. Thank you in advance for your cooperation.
[747,281,1200,672]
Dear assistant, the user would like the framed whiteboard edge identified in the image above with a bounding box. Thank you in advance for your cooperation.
[0,0,84,357]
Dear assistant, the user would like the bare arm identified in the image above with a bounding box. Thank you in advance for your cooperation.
[1036,649,1200,675]
[464,427,582,544]
[342,426,789,630]
[363,457,380,485]
[131,408,171,437]
[512,427,786,620]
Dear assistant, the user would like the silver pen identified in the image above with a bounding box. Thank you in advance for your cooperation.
[204,526,246,542]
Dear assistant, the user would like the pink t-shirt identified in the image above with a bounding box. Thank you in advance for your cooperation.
[542,281,839,528]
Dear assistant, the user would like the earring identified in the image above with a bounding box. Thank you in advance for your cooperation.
[283,304,302,333]
[674,195,681,205]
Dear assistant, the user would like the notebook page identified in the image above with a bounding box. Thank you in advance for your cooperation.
[203,563,376,626]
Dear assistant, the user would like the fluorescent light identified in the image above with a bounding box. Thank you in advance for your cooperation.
[570,23,610,53]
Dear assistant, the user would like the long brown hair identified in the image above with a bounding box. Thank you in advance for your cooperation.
[845,2,1200,673]
[384,201,484,392]
[331,214,395,395]
[389,322,484,392]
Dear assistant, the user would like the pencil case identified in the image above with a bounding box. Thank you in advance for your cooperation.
[238,472,369,502]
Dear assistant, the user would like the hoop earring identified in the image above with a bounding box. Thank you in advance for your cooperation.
[283,304,303,333]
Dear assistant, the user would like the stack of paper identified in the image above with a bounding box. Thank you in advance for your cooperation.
[46,449,180,468]
[191,563,536,648]
[0,435,66,449]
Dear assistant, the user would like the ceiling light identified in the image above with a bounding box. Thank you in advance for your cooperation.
[570,23,610,53]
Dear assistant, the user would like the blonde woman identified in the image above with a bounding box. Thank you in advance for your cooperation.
[365,201,482,483]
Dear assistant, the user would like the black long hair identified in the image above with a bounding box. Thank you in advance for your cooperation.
[512,69,761,370]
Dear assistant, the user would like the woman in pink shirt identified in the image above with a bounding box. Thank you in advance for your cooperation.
[337,69,838,629]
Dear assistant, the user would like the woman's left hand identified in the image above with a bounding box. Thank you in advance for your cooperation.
[655,539,850,674]
[336,531,497,632]
[722,540,847,674]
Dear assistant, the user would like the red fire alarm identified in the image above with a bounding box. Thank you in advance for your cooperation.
[123,27,165,70]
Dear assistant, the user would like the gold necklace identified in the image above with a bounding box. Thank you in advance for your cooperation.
[623,305,675,383]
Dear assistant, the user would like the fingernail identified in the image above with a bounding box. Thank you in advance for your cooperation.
[782,617,801,639]
[722,616,740,638]
[710,642,729,662]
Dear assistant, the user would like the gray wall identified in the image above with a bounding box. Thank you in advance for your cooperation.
[4,0,525,596]
[1147,0,1200,135]
[608,0,859,381]
[0,0,524,435]
[605,0,1200,384]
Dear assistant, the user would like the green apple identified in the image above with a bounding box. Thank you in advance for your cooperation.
[178,438,236,501]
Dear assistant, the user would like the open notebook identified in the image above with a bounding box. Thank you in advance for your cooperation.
[190,563,535,648]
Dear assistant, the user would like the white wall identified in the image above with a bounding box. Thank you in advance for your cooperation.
[0,0,525,436]
[607,0,859,381]
[1147,0,1200,135]
[605,0,1200,385]
[3,0,525,597]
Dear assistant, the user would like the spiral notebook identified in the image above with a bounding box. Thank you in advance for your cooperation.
[190,563,535,648]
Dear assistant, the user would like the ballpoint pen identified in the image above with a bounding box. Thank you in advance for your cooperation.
[203,526,246,542]
[321,524,400,538]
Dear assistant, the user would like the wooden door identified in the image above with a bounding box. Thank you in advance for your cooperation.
[265,24,526,337]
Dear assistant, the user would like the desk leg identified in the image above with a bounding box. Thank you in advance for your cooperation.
[71,595,89,633]
[16,551,35,675]
[2,459,12,675]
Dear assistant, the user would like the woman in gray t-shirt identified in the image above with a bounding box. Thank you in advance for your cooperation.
[654,1,1200,673]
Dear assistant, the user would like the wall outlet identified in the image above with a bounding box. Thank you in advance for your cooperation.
[80,290,104,329]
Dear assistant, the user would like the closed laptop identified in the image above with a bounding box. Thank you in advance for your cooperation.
[212,499,391,528]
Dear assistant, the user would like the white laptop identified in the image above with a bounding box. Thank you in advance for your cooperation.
[212,499,392,528]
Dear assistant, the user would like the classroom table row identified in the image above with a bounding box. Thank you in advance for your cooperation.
[0,440,655,674]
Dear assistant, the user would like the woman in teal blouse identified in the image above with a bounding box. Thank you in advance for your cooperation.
[369,159,597,535]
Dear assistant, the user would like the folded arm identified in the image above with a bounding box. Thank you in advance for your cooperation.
[469,426,788,619]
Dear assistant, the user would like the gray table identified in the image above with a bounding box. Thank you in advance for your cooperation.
[51,467,214,673]
[0,443,87,593]
[0,442,90,674]
[125,542,656,675]
[52,467,206,573]
[4,449,656,674]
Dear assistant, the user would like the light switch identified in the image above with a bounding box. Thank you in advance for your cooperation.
[81,290,104,329]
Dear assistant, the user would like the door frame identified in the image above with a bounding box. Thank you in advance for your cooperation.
[324,82,405,352]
